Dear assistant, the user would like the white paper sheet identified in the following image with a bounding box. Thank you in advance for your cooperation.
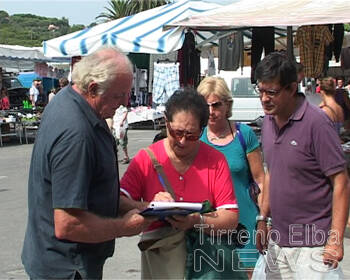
[148,201,202,211]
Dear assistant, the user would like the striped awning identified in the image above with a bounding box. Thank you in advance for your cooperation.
[43,0,223,57]
[166,0,350,29]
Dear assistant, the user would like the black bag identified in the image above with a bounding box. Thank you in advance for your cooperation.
[185,201,248,279]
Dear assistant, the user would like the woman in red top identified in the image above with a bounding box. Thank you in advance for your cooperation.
[119,88,240,279]
[0,87,10,110]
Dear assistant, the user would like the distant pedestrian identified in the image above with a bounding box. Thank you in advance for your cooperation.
[319,77,344,134]
[29,78,41,107]
[59,77,69,89]
[0,87,10,110]
[335,76,350,129]
[112,104,130,164]
[48,88,58,103]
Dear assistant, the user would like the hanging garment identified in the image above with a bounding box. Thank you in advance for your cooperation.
[133,68,148,106]
[295,25,333,78]
[250,27,275,83]
[341,47,350,70]
[152,62,180,105]
[324,24,344,75]
[218,32,244,71]
[207,48,216,76]
[326,24,344,62]
[149,52,178,93]
[178,31,201,87]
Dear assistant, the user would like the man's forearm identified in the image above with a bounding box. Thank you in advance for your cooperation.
[259,171,270,217]
[330,172,350,243]
[119,195,148,214]
[54,208,144,243]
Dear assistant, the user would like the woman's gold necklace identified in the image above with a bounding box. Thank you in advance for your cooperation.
[208,128,231,141]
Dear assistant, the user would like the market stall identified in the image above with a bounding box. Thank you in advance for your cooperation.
[127,106,165,130]
[0,109,42,146]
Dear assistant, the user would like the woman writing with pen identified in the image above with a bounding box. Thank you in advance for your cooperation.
[119,88,242,279]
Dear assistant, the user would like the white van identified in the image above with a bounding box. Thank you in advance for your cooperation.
[217,68,264,122]
[230,77,264,121]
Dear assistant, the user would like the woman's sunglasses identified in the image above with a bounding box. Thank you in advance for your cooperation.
[207,101,223,109]
[167,123,202,141]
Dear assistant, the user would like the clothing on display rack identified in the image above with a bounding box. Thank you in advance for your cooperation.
[218,32,244,72]
[324,24,344,75]
[251,27,275,84]
[326,24,344,63]
[341,47,350,70]
[207,48,216,76]
[149,52,178,93]
[132,68,148,106]
[178,31,201,87]
[152,61,180,106]
[295,25,333,78]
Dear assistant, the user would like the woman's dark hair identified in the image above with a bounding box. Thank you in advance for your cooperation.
[164,88,209,130]
[255,52,297,87]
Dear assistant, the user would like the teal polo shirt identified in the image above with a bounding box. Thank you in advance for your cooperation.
[22,85,119,279]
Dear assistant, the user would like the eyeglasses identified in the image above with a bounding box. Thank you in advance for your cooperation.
[207,101,224,109]
[166,123,201,141]
[254,84,287,98]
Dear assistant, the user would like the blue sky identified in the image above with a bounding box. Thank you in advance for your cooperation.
[1,0,236,26]
[2,0,110,26]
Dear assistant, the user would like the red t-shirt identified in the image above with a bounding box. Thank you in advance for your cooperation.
[120,140,238,231]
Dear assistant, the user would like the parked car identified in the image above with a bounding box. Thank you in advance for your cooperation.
[230,77,264,122]
[1,73,30,109]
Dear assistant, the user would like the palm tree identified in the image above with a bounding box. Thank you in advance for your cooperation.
[129,0,170,14]
[96,0,171,22]
[96,0,131,22]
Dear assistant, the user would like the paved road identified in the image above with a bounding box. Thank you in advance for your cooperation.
[1,129,350,279]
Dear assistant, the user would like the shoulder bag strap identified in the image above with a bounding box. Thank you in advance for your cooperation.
[235,122,247,152]
[144,147,176,200]
[235,122,254,182]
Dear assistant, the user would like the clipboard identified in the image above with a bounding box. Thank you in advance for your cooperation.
[140,201,203,219]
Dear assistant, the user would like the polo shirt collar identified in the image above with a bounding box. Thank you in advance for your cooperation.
[66,85,102,128]
[289,93,307,122]
[267,93,307,127]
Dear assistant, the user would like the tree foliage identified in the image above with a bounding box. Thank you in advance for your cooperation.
[0,10,86,47]
[345,24,350,32]
[96,0,170,22]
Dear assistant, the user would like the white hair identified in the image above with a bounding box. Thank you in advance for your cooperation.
[71,47,132,95]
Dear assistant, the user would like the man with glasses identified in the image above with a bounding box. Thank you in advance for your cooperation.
[255,52,350,278]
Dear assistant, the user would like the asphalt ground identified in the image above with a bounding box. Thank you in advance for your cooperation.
[1,128,350,279]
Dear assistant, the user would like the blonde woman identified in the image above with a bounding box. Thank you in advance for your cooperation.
[197,76,265,278]
[319,77,344,134]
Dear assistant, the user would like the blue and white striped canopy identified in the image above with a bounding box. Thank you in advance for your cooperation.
[43,0,223,57]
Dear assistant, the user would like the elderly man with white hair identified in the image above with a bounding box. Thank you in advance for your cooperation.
[22,47,151,280]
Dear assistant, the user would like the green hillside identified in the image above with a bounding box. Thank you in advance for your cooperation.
[0,10,87,47]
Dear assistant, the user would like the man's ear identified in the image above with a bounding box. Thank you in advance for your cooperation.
[290,82,298,95]
[87,82,98,97]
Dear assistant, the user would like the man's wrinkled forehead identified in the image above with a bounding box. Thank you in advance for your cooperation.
[257,78,281,87]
